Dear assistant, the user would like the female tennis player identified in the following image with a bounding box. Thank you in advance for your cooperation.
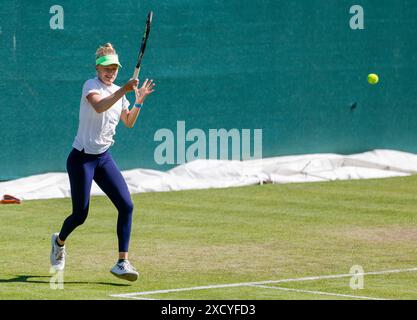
[50,43,155,281]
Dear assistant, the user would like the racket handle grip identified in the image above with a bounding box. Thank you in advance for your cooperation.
[132,67,140,80]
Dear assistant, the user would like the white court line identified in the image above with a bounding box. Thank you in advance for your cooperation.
[110,266,417,299]
[250,284,386,300]
[121,296,157,300]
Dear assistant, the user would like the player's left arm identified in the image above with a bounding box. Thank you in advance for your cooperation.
[121,79,155,128]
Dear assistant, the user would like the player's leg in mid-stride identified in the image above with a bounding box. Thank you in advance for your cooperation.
[93,151,138,281]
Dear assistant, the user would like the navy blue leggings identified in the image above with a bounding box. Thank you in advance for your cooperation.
[59,148,133,252]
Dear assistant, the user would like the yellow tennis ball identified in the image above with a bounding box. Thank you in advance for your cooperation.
[368,73,379,85]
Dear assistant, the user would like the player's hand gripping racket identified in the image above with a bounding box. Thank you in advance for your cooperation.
[132,11,153,80]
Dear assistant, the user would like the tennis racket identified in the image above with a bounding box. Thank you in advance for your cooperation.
[132,11,153,79]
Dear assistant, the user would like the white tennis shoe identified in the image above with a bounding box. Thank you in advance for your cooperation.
[110,260,139,282]
[50,233,66,271]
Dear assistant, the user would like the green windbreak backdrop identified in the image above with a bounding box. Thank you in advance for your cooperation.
[1,0,416,180]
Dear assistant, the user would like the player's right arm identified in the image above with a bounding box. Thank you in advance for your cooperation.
[87,79,138,113]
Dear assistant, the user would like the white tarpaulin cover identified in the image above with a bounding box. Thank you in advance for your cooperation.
[1,149,417,201]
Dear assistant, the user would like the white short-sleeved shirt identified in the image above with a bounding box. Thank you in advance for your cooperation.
[72,77,130,154]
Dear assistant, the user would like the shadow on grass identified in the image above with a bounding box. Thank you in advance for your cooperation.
[0,275,130,287]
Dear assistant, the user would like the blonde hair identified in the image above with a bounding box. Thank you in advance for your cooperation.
[95,43,117,59]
